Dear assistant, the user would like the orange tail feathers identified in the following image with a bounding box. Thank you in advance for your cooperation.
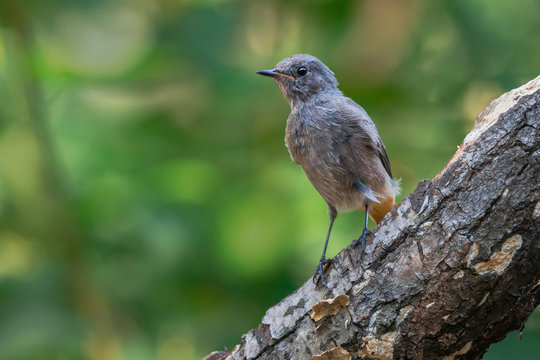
[369,196,395,224]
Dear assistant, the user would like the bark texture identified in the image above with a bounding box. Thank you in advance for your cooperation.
[205,76,540,360]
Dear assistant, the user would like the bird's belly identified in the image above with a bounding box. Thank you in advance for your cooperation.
[326,186,368,213]
[303,167,367,213]
[334,194,367,212]
[308,170,395,223]
[288,136,390,214]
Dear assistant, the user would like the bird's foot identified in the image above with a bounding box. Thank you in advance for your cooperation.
[312,256,333,290]
[353,228,373,253]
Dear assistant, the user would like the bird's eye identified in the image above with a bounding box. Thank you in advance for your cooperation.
[297,67,308,77]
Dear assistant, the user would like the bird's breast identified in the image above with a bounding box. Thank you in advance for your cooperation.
[286,108,331,155]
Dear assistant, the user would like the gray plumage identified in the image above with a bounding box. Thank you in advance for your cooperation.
[257,54,399,288]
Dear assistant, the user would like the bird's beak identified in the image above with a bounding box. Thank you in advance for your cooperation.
[256,69,295,81]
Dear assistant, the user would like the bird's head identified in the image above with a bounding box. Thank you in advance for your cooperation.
[257,54,339,105]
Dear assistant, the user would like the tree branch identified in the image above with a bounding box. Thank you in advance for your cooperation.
[205,76,540,360]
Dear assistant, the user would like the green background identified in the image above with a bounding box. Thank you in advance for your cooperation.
[0,0,538,359]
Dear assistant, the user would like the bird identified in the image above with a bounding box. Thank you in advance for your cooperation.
[256,54,400,289]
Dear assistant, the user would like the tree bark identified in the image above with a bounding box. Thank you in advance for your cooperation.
[205,76,540,360]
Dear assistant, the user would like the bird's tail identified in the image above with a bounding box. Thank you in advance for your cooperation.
[369,178,400,224]
[369,196,395,224]
[391,178,401,197]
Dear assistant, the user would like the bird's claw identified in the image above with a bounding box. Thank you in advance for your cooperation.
[353,228,373,253]
[312,257,333,290]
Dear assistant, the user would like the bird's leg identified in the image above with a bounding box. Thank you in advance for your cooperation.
[313,207,336,290]
[353,203,372,252]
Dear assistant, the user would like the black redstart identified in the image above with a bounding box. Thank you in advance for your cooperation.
[257,54,400,288]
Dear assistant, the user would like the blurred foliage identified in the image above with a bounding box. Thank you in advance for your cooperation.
[0,0,539,359]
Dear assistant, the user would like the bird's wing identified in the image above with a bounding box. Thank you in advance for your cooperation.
[376,140,393,178]
[330,97,393,180]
